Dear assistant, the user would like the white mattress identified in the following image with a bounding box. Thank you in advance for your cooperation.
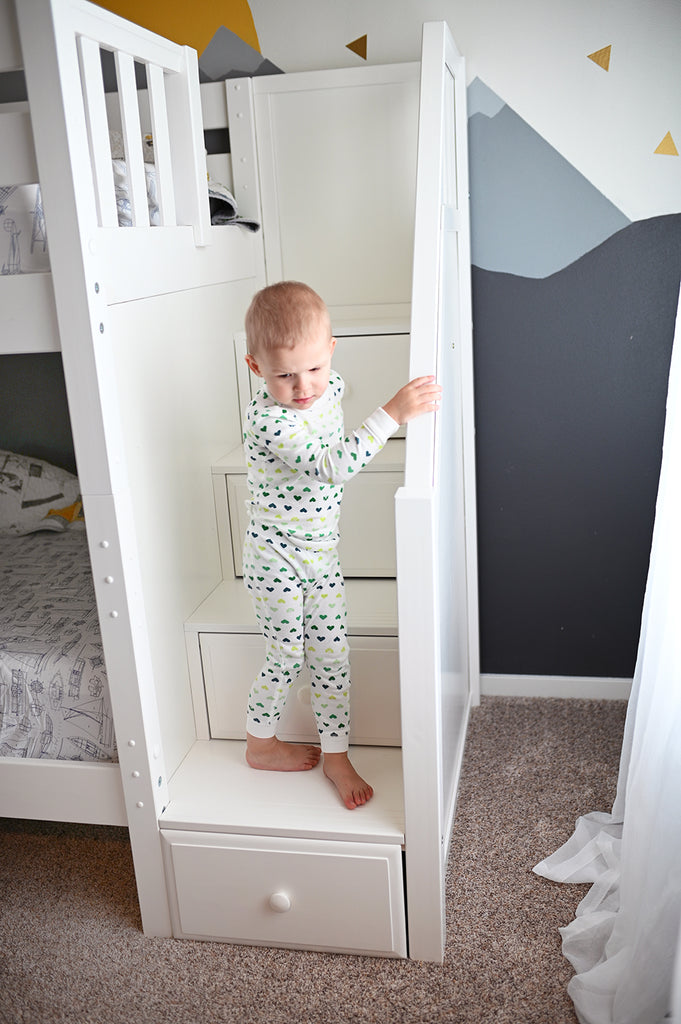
[0,530,116,761]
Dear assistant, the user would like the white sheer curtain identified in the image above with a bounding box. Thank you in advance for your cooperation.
[534,287,681,1024]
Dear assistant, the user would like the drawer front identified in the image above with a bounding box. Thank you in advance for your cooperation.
[226,471,401,578]
[201,632,401,745]
[161,830,406,956]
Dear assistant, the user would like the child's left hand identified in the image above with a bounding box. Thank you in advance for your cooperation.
[382,376,442,425]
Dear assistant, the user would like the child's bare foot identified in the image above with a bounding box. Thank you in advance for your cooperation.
[323,752,374,809]
[246,734,321,772]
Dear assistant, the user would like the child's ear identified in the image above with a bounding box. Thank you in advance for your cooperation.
[329,337,337,356]
[245,353,263,377]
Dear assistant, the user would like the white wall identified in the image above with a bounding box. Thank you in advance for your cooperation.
[249,0,681,221]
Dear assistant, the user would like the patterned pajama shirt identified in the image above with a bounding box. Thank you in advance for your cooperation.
[242,371,397,752]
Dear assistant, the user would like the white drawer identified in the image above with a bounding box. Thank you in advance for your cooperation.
[161,829,406,956]
[200,631,401,745]
[225,469,402,578]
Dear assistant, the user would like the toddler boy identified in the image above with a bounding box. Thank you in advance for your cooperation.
[242,281,441,809]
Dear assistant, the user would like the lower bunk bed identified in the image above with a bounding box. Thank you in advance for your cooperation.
[0,450,125,825]
[0,0,262,833]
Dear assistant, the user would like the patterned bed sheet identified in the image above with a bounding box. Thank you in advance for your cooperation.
[0,530,116,762]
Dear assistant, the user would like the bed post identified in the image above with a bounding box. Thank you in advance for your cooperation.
[15,0,174,937]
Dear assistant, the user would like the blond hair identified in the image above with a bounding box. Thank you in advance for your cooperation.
[245,281,330,356]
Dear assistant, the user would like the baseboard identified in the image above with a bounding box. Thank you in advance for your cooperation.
[480,673,632,700]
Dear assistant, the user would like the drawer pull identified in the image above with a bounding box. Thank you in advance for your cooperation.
[268,892,292,913]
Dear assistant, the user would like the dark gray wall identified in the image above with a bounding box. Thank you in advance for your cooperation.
[472,214,681,677]
[0,353,76,474]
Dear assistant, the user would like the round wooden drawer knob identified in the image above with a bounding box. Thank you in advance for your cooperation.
[269,892,292,913]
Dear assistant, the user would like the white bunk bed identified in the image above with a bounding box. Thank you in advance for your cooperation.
[0,0,261,850]
[0,0,479,962]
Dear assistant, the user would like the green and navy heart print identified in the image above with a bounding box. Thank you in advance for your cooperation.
[244,527,351,754]
[243,371,397,549]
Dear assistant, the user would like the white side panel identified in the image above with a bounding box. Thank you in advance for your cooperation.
[106,278,253,775]
[252,64,419,327]
[397,22,478,963]
[0,759,126,825]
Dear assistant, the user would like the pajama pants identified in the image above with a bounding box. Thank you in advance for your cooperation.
[243,522,350,753]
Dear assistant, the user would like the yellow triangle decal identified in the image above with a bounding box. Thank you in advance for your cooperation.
[346,34,367,60]
[655,131,679,156]
[587,45,611,71]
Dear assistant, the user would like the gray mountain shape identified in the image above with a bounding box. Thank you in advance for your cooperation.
[467,78,630,278]
[198,25,282,82]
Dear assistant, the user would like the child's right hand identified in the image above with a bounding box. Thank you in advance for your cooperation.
[382,376,442,425]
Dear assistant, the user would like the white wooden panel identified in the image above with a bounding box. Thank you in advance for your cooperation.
[105,276,251,774]
[332,334,409,438]
[146,62,176,225]
[0,111,39,184]
[0,273,60,353]
[201,631,401,745]
[164,45,211,245]
[0,759,126,826]
[397,22,478,964]
[224,79,264,231]
[231,332,410,437]
[161,739,405,844]
[77,35,118,227]
[162,830,406,956]
[92,224,257,304]
[252,64,419,325]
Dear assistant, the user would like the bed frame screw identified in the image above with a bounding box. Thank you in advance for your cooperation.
[95,282,100,293]
[99,323,104,333]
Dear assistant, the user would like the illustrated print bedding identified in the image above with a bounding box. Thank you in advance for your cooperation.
[0,530,116,762]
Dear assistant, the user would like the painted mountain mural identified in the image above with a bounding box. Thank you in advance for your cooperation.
[467,79,631,278]
[467,80,681,678]
[471,213,681,677]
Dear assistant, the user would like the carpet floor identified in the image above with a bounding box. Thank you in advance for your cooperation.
[0,696,626,1024]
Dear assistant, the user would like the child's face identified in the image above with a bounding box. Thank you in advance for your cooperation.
[245,321,336,412]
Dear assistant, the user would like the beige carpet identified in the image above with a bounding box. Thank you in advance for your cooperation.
[0,696,626,1024]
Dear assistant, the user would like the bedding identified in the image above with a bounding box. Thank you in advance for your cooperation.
[113,160,260,231]
[0,528,116,761]
[0,449,84,536]
[0,168,258,274]
[0,184,49,275]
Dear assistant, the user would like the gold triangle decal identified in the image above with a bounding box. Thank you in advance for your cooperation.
[655,131,678,156]
[587,45,611,71]
[346,34,367,60]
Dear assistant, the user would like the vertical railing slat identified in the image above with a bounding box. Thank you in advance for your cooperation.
[77,34,117,227]
[146,61,176,226]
